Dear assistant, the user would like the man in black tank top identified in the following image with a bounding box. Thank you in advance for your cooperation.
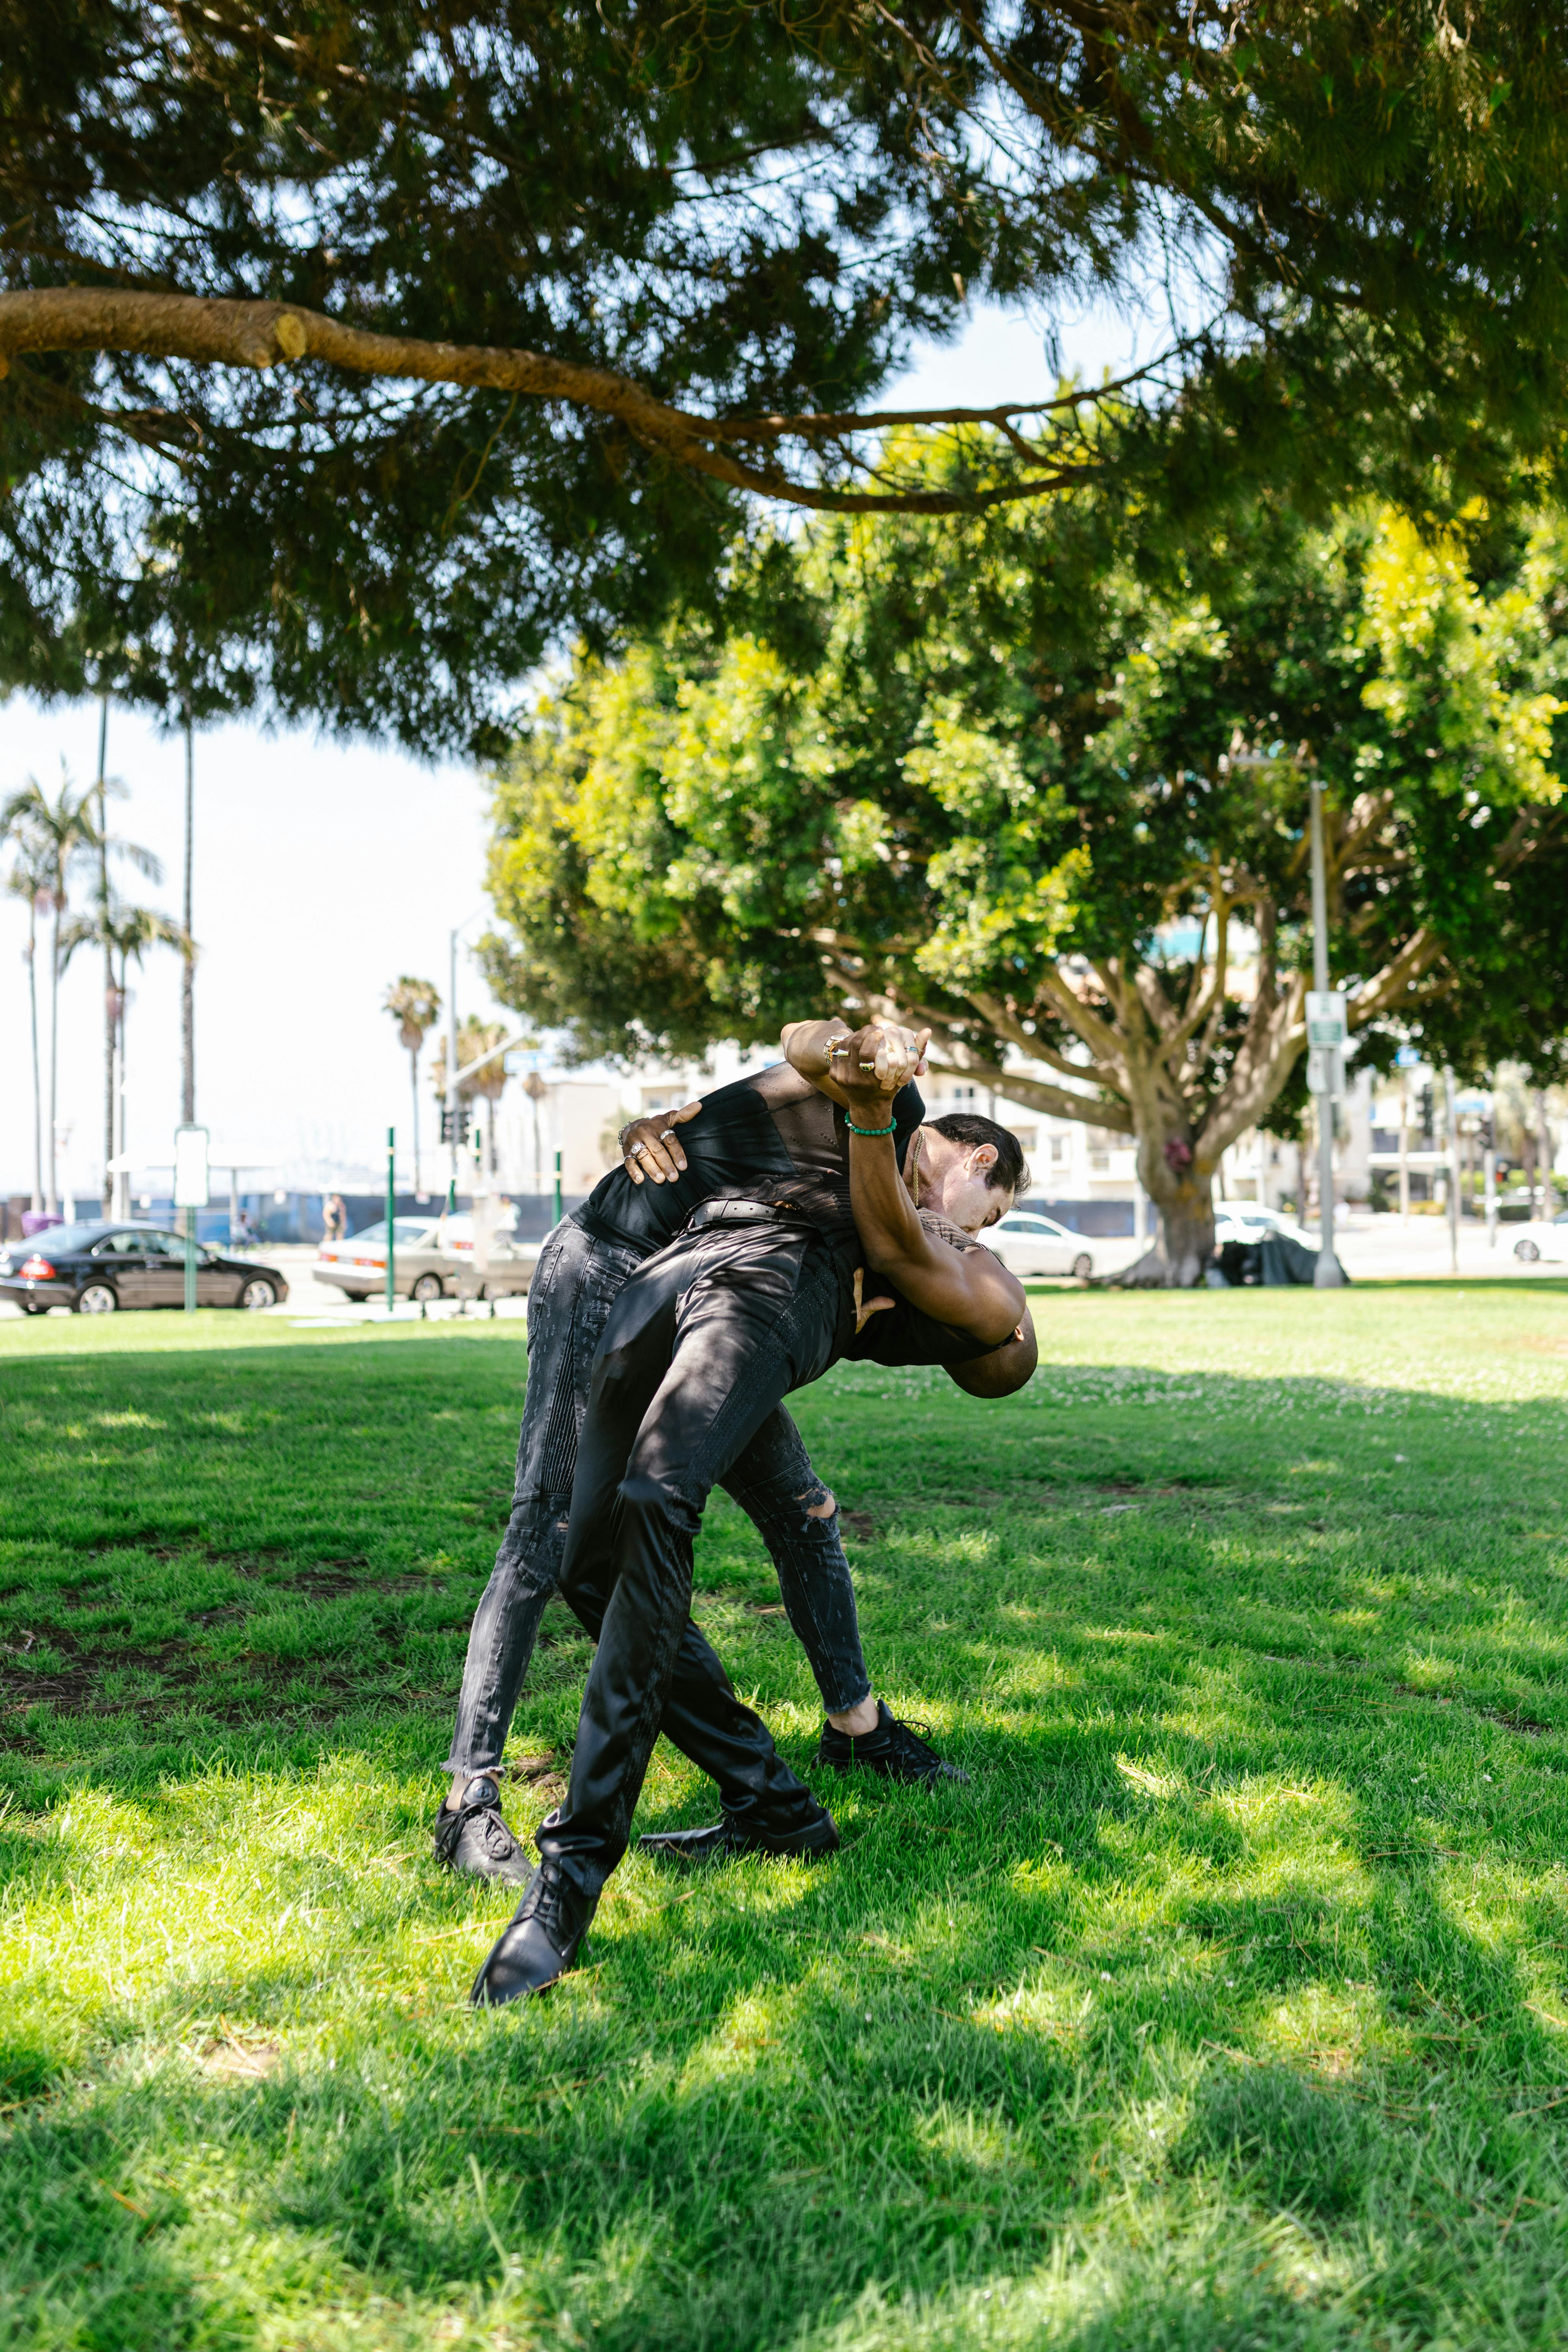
[435,1068,929,1886]
[471,1023,1034,2007]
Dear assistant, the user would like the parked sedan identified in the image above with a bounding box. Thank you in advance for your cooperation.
[313,1215,537,1303]
[1512,1209,1568,1264]
[0,1222,289,1314]
[981,1209,1097,1280]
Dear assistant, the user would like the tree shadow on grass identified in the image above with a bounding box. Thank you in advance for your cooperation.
[3,1346,1568,2344]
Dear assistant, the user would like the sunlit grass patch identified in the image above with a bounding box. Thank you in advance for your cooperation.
[3,1289,1568,2346]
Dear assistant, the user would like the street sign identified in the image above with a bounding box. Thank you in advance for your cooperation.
[1306,1048,1331,1096]
[1305,991,1347,1048]
[173,1124,210,1207]
[503,1048,530,1074]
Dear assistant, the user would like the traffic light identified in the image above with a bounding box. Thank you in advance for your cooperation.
[1478,1115,1495,1150]
[1418,1084,1434,1139]
[440,1101,471,1145]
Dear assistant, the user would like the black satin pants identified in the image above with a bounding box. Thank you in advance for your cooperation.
[540,1217,846,1899]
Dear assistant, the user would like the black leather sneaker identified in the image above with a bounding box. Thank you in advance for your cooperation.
[816,1701,969,1786]
[432,1775,531,1883]
[470,1859,596,2006]
[639,1805,840,1866]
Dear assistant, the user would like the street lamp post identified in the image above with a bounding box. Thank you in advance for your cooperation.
[1306,766,1346,1289]
[385,1125,397,1317]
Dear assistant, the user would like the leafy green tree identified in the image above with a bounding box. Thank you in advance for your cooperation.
[6,2,1568,745]
[481,482,1568,1280]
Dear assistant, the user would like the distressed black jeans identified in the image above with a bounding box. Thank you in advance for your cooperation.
[542,1217,849,1898]
[443,1215,869,1778]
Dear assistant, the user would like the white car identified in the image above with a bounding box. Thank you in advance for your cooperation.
[1512,1210,1568,1264]
[1213,1202,1320,1251]
[982,1209,1097,1279]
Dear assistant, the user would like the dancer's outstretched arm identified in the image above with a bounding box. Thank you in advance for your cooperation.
[834,1025,1025,1346]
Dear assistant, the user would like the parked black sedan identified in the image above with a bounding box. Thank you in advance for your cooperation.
[0,1222,290,1314]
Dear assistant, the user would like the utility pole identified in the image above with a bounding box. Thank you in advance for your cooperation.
[1540,1090,1556,1215]
[97,694,114,1213]
[1307,764,1346,1287]
[1398,1072,1410,1223]
[181,707,196,1126]
[446,925,460,1214]
[1442,1067,1460,1274]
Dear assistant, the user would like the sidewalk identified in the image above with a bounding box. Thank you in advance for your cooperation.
[1330,1212,1560,1281]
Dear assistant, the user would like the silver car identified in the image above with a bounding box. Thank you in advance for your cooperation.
[982,1209,1096,1280]
[314,1214,538,1303]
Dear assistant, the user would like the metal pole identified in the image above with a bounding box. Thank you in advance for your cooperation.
[1443,1068,1460,1274]
[1398,1074,1410,1224]
[1484,1141,1497,1249]
[553,1148,562,1225]
[181,708,196,1126]
[97,693,114,1215]
[386,1125,397,1316]
[1308,767,1344,1286]
[183,1205,197,1312]
[446,928,459,1214]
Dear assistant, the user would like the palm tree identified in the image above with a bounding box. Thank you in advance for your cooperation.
[2,817,52,1210]
[3,768,160,1215]
[383,976,441,1193]
[431,1016,511,1175]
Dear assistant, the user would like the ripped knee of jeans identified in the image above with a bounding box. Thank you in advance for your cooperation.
[794,1483,836,1522]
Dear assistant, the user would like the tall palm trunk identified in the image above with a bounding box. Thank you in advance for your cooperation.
[409,1045,421,1193]
[25,895,43,1211]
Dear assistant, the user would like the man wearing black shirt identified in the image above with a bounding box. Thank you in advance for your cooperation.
[437,1063,957,1886]
[471,1021,1033,2005]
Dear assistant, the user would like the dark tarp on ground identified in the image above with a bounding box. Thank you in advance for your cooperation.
[1216,1235,1350,1286]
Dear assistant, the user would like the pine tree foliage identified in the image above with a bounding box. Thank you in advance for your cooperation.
[5,2,1568,744]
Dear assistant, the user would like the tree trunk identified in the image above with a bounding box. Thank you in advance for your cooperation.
[410,1046,422,1192]
[1116,1136,1217,1287]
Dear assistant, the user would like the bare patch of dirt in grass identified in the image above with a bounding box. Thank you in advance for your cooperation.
[197,2034,284,2081]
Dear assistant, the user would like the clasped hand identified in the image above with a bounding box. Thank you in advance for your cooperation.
[829,1021,931,1120]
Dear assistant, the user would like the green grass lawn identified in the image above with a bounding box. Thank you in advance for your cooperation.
[3,1285,1568,2350]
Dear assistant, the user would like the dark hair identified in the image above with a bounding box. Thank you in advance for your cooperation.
[948,1310,1038,1398]
[926,1112,1030,1197]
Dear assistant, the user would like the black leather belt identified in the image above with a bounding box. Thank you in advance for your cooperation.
[686,1198,790,1231]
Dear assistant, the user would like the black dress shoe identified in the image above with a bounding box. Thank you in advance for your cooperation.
[432,1775,532,1883]
[639,1805,839,1865]
[470,1860,596,2006]
[816,1701,969,1785]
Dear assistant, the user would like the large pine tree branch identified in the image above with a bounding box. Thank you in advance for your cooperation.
[0,287,1120,516]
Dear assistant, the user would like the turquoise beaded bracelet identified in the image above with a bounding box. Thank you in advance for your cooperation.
[846,1118,898,1137]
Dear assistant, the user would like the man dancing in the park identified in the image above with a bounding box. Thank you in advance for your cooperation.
[437,1032,1028,1882]
[470,1018,1033,2005]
